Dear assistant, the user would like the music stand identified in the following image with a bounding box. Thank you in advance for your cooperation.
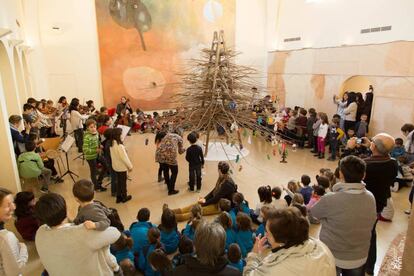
[41,137,64,179]
[56,135,78,183]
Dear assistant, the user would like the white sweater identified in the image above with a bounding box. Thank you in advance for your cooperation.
[344,102,357,121]
[69,110,88,130]
[110,141,133,172]
[0,229,28,276]
[35,224,120,276]
[318,123,329,138]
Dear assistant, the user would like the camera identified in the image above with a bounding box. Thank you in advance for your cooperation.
[356,138,362,145]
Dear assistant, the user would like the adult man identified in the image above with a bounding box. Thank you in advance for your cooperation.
[156,130,185,195]
[363,133,398,275]
[310,155,377,275]
[34,193,121,276]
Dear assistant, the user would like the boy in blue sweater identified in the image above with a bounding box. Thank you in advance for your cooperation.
[217,212,236,250]
[138,227,163,276]
[227,243,246,272]
[235,213,254,258]
[299,174,313,205]
[158,207,180,254]
[129,208,156,255]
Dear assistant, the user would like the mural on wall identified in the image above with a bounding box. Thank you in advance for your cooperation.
[95,0,236,110]
[267,41,414,137]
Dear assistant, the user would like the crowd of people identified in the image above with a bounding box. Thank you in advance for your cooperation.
[1,90,414,276]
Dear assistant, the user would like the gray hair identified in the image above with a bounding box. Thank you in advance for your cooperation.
[372,133,394,156]
[194,221,226,266]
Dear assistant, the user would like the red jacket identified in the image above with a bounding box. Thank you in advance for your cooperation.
[15,216,39,241]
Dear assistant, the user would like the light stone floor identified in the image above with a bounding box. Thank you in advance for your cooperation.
[10,132,409,275]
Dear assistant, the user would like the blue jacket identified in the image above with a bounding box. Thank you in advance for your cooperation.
[138,244,158,276]
[160,228,179,254]
[236,230,254,258]
[225,228,236,250]
[182,223,195,241]
[300,186,313,205]
[228,259,246,272]
[129,221,156,254]
[229,210,237,230]
[10,126,29,155]
[113,247,134,264]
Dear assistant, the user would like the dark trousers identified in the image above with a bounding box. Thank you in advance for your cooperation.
[336,265,365,276]
[110,167,117,196]
[86,158,107,189]
[329,139,338,160]
[344,120,356,133]
[44,159,57,176]
[161,163,178,192]
[116,171,127,199]
[74,129,84,152]
[365,220,378,274]
[188,165,202,190]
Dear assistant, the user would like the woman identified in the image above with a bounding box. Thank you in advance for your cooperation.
[355,92,365,122]
[69,98,88,152]
[56,96,68,136]
[343,92,357,133]
[401,123,414,163]
[0,188,28,275]
[172,161,237,222]
[244,207,335,276]
[172,221,240,276]
[363,86,374,124]
[333,92,348,130]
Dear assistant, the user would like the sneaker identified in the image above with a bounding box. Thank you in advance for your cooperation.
[95,187,107,192]
[116,197,123,204]
[54,178,64,184]
[40,187,49,193]
[404,209,411,215]
[196,189,201,193]
[168,190,179,196]
[122,195,132,203]
[158,176,165,183]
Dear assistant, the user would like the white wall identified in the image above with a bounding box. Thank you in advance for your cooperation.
[273,0,414,51]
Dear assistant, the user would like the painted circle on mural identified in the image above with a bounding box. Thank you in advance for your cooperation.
[123,66,166,101]
[203,0,223,23]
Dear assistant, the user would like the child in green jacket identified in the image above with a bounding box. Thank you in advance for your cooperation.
[83,119,107,192]
[18,141,51,193]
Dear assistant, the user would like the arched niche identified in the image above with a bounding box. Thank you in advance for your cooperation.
[21,51,32,97]
[0,41,20,115]
[13,47,27,104]
[339,75,373,97]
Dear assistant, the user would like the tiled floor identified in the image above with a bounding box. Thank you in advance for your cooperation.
[12,132,409,275]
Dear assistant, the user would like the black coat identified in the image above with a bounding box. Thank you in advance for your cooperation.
[171,255,241,276]
[203,179,237,206]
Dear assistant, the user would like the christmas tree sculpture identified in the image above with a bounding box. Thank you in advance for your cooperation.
[171,30,272,156]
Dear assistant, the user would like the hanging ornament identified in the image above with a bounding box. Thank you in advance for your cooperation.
[238,165,243,172]
[252,130,257,137]
[236,154,240,163]
[257,116,263,124]
[274,123,278,131]
[145,138,149,145]
[267,154,271,160]
[229,169,234,174]
[230,122,238,131]
[243,128,248,137]
[230,140,235,147]
[247,136,252,144]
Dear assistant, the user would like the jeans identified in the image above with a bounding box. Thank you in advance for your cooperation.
[188,165,202,190]
[74,128,84,152]
[87,158,107,189]
[161,163,178,192]
[110,168,117,196]
[116,171,127,199]
[336,265,365,276]
[365,220,378,274]
[39,168,52,189]
[329,139,338,159]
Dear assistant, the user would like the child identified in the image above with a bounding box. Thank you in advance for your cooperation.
[72,179,120,274]
[355,114,368,138]
[235,212,254,258]
[185,132,204,192]
[83,119,107,192]
[138,227,163,276]
[232,192,250,215]
[306,185,325,224]
[98,115,112,136]
[253,186,273,223]
[392,156,414,192]
[149,248,173,276]
[255,205,275,237]
[182,204,203,240]
[307,108,317,149]
[14,191,39,241]
[102,128,117,196]
[292,193,305,206]
[219,199,236,230]
[172,236,194,267]
[391,138,406,159]
[311,110,321,153]
[283,180,299,206]
[227,243,246,272]
[271,186,288,209]
[18,141,52,193]
[217,211,236,250]
[158,207,180,254]
[111,233,135,274]
[299,175,313,205]
[130,207,156,255]
[155,131,167,183]
[315,112,329,159]
[110,127,133,203]
[328,117,344,161]
[316,175,331,193]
